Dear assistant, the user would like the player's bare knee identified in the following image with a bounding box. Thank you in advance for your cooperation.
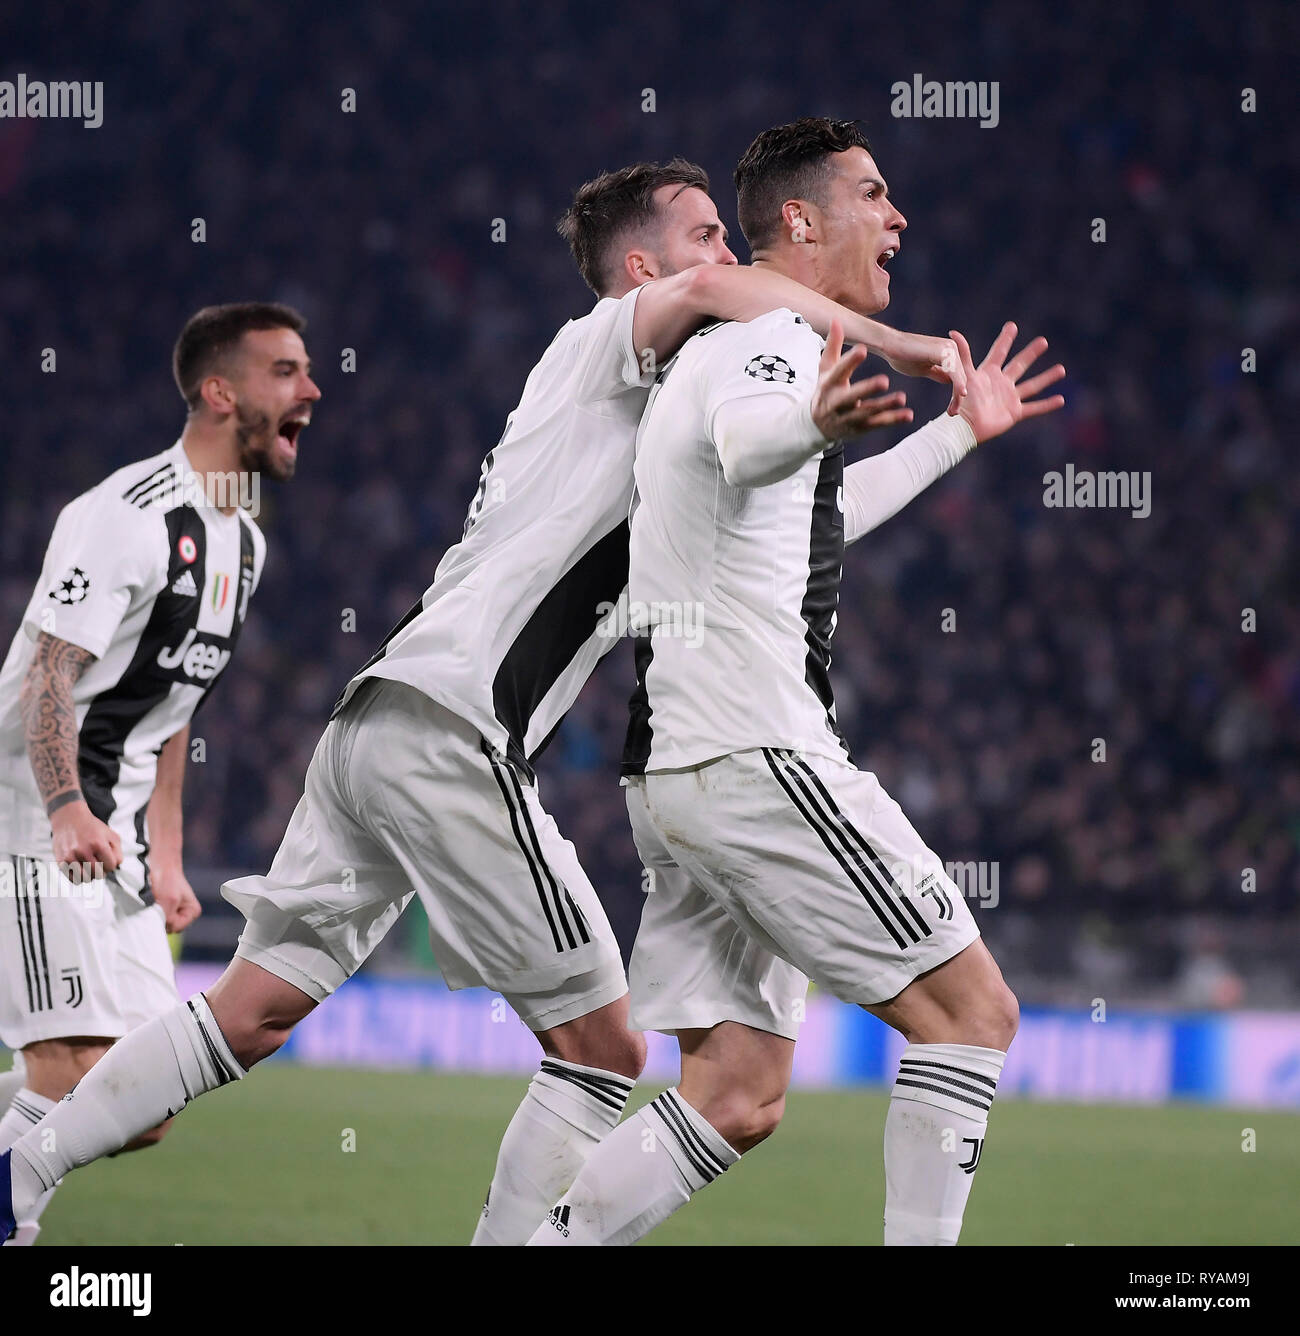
[548,1022,645,1079]
[957,981,1019,1051]
[601,1025,646,1080]
[23,1038,113,1100]
[695,1089,784,1153]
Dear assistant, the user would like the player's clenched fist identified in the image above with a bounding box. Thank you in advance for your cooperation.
[149,861,203,933]
[50,798,123,882]
[812,319,914,442]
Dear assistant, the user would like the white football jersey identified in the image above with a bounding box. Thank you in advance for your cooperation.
[622,308,850,773]
[0,441,266,898]
[335,287,653,771]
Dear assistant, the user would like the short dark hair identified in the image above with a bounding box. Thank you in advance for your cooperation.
[558,158,710,296]
[734,118,872,251]
[172,302,307,409]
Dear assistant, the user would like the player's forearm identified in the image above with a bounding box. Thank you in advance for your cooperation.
[19,634,94,814]
[147,724,188,865]
[843,413,977,545]
[700,263,902,357]
[633,264,903,369]
[714,392,829,488]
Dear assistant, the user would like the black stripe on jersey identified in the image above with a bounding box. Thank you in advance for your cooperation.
[482,744,590,952]
[186,514,257,723]
[788,753,931,942]
[122,463,176,506]
[761,749,922,950]
[186,999,238,1085]
[12,856,37,1013]
[492,520,630,774]
[620,633,655,778]
[899,1057,999,1094]
[538,1060,627,1113]
[651,1091,729,1182]
[331,595,426,719]
[129,475,180,510]
[18,858,53,1012]
[799,445,851,761]
[894,1076,993,1112]
[78,507,206,827]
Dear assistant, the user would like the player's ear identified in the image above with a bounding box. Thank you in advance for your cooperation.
[624,247,656,285]
[198,373,236,417]
[782,200,812,245]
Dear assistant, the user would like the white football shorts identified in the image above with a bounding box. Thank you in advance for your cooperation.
[626,746,980,1039]
[224,678,626,1032]
[0,856,177,1049]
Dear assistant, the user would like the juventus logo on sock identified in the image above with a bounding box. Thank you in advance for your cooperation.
[957,1136,984,1174]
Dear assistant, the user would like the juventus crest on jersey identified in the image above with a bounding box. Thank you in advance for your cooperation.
[0,440,266,898]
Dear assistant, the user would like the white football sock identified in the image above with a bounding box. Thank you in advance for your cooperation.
[8,994,243,1220]
[0,1051,27,1116]
[0,1089,57,1245]
[526,1087,739,1246]
[471,1058,635,1245]
[883,1042,1005,1245]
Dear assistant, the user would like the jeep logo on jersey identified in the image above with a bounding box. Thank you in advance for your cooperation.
[155,627,232,682]
[744,354,795,383]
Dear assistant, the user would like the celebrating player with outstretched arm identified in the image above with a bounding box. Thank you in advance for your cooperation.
[0,303,318,1244]
[528,118,1065,1248]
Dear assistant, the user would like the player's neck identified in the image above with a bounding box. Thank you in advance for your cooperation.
[751,252,841,306]
[178,421,244,515]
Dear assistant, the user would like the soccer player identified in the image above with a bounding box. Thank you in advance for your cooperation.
[0,159,964,1246]
[0,302,318,1244]
[527,120,1066,1247]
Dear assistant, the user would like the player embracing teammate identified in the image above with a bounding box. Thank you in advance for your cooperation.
[527,119,1064,1247]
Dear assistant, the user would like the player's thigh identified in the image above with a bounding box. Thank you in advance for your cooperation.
[222,717,414,1005]
[626,778,808,1042]
[349,682,623,1023]
[646,749,980,1009]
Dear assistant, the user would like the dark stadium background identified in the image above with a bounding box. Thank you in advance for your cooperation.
[2,0,1296,1013]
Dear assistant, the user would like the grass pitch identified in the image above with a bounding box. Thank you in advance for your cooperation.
[34,1064,1299,1245]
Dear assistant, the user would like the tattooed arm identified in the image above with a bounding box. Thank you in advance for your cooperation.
[19,632,122,875]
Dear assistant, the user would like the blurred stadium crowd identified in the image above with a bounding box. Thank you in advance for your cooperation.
[2,2,1296,1006]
